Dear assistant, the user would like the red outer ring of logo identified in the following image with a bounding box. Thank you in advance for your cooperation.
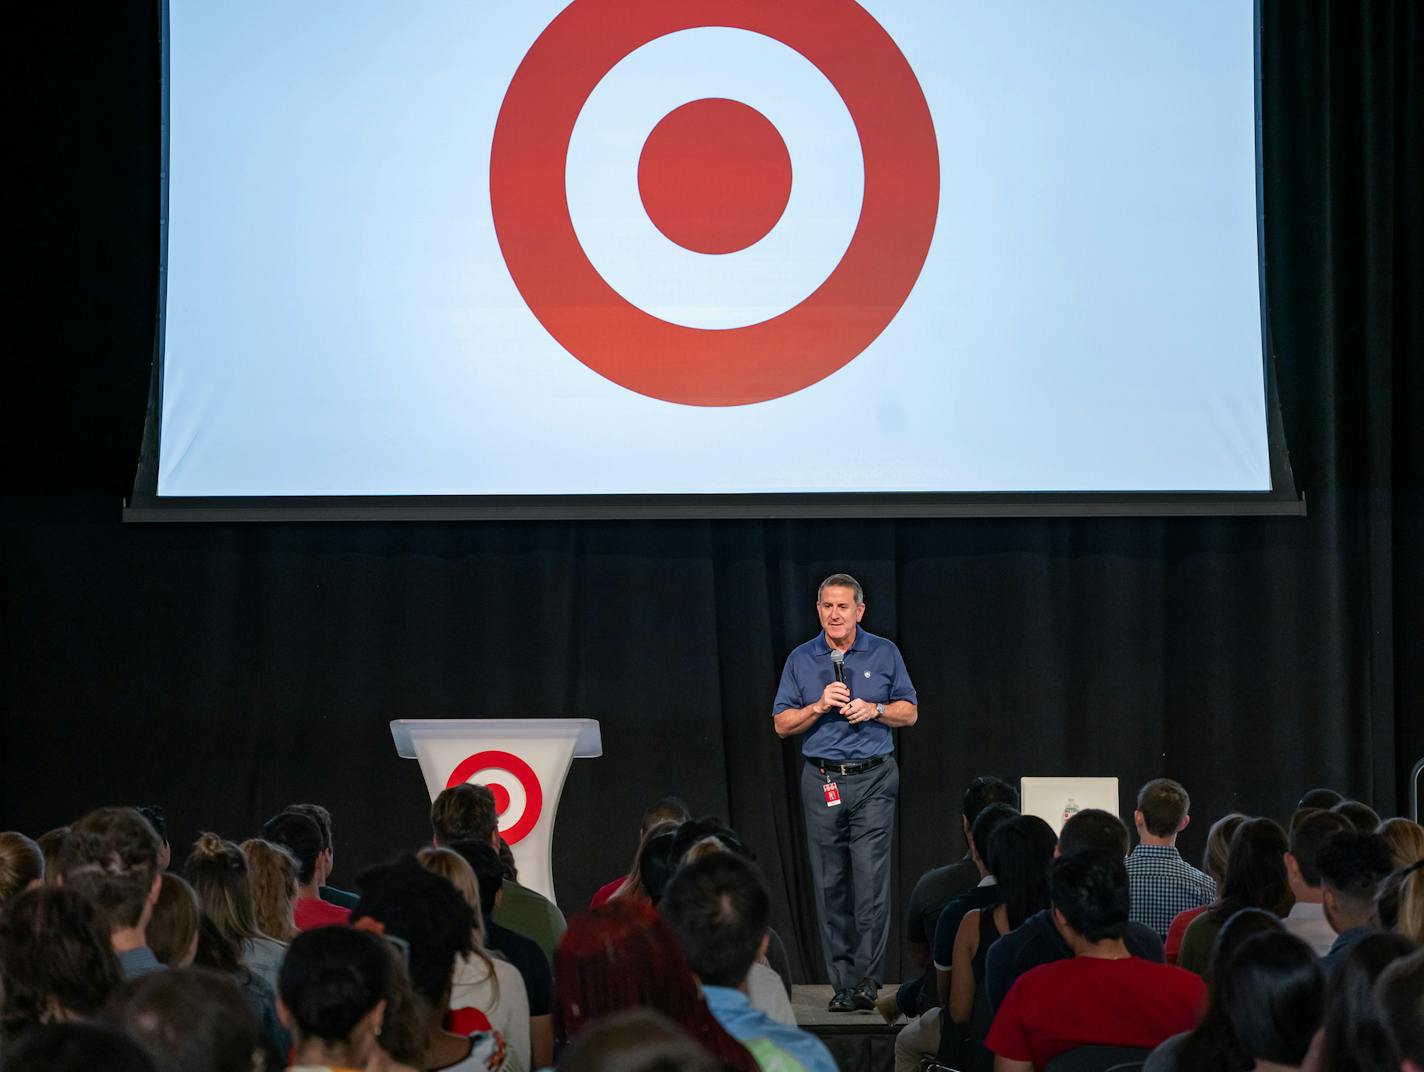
[445,750,544,846]
[490,0,940,407]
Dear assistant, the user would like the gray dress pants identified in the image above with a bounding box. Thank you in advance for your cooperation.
[800,755,899,991]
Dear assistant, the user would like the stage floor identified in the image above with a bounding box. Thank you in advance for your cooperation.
[792,985,901,1072]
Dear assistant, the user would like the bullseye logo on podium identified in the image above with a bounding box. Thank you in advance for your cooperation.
[446,750,544,846]
[489,0,940,407]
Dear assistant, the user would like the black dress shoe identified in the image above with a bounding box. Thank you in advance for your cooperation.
[851,977,879,1010]
[827,988,858,1012]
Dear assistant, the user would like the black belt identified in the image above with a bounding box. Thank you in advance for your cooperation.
[807,755,890,776]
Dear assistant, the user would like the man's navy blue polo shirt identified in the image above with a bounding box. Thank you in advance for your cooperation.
[772,627,917,761]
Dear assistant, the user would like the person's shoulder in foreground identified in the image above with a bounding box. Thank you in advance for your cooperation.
[703,985,836,1072]
[491,876,566,964]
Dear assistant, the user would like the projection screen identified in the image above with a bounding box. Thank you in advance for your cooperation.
[138,0,1298,517]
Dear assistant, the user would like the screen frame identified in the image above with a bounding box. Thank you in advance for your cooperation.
[129,0,1302,522]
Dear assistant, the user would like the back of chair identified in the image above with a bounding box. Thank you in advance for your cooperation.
[1044,1045,1152,1072]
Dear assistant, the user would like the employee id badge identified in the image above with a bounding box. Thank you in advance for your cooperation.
[823,780,842,807]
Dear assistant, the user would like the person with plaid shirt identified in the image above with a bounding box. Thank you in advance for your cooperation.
[1123,779,1215,939]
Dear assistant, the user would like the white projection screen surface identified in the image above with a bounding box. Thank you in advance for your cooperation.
[153,0,1284,511]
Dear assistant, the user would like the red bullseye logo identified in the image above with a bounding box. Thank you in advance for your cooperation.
[445,750,544,846]
[490,0,939,407]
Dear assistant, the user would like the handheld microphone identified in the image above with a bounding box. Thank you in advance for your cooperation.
[831,649,845,684]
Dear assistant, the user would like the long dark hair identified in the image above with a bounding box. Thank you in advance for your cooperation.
[1208,817,1293,924]
[1226,932,1323,1066]
[987,815,1058,928]
[1321,931,1418,1072]
[1175,908,1287,1069]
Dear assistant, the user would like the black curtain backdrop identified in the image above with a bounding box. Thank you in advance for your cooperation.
[5,3,1420,984]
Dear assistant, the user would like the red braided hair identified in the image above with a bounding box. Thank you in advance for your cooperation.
[554,900,758,1071]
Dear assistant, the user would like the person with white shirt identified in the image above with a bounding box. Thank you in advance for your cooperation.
[1283,808,1354,956]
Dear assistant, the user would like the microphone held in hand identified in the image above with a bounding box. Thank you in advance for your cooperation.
[831,649,845,684]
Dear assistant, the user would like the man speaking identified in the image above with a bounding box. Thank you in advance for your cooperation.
[773,573,918,1012]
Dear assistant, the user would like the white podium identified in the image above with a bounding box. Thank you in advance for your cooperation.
[390,718,602,903]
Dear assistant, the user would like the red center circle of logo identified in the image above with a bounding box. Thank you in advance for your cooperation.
[490,0,940,407]
[444,750,544,847]
[638,98,793,256]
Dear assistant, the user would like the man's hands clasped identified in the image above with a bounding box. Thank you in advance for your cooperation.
[816,682,878,723]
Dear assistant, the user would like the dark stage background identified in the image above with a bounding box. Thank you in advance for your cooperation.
[5,3,1421,984]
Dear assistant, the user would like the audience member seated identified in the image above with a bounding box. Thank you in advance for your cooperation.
[239,837,300,944]
[985,849,1207,1072]
[192,914,289,1069]
[1296,787,1343,812]
[36,826,68,886]
[626,826,681,907]
[1124,778,1216,940]
[1333,798,1383,833]
[602,819,679,905]
[57,806,166,977]
[369,938,431,1072]
[984,809,1165,1013]
[431,783,566,965]
[110,966,262,1072]
[1392,863,1424,942]
[0,887,123,1045]
[135,806,172,873]
[893,803,1017,1068]
[351,853,505,1071]
[418,845,532,1071]
[679,836,795,1026]
[1,1021,158,1072]
[1375,861,1413,932]
[1320,931,1420,1072]
[666,818,795,1005]
[275,926,392,1070]
[145,872,199,967]
[1142,908,1288,1071]
[930,802,1019,1004]
[888,775,1018,1023]
[452,837,555,1069]
[1377,816,1424,870]
[557,1008,720,1072]
[279,802,359,909]
[260,810,350,931]
[661,852,837,1072]
[1281,807,1353,955]
[1316,828,1395,967]
[554,899,759,1071]
[186,832,288,990]
[1179,922,1321,1064]
[938,815,1057,1072]
[1162,812,1244,964]
[0,831,44,910]
[1375,948,1424,1072]
[590,796,690,907]
[1177,817,1293,979]
[668,816,752,864]
[495,833,567,958]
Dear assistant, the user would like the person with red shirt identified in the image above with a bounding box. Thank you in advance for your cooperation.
[259,811,350,931]
[590,797,689,907]
[986,849,1206,1072]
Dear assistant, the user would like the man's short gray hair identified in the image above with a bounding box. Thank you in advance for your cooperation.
[817,573,864,605]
